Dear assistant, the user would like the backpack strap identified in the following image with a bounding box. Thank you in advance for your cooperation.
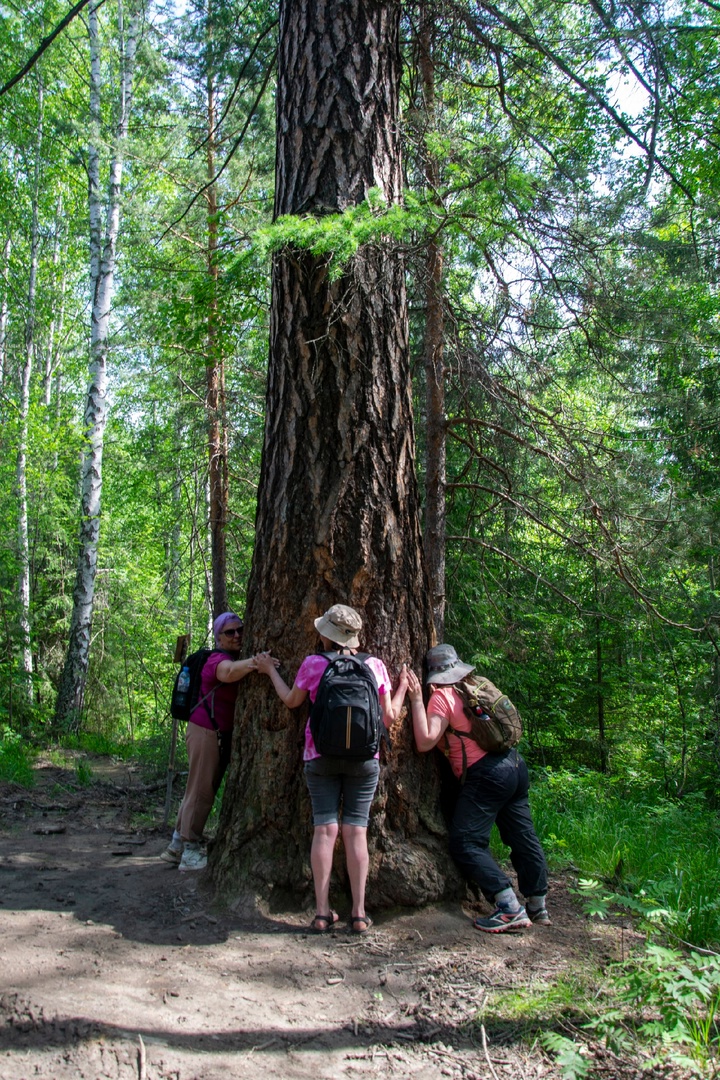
[444,724,472,784]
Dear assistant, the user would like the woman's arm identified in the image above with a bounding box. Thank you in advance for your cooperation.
[379,663,412,727]
[404,668,448,751]
[255,651,308,708]
[215,655,257,683]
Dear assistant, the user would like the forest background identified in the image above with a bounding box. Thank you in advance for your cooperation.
[2,0,720,1058]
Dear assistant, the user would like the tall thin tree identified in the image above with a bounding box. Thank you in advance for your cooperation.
[54,0,140,731]
[16,74,43,703]
[205,55,229,616]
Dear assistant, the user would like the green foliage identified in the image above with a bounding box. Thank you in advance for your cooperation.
[479,938,720,1076]
[73,757,93,786]
[529,771,720,948]
[573,946,720,1076]
[615,945,720,1067]
[251,190,434,278]
[539,1033,591,1080]
[0,727,35,787]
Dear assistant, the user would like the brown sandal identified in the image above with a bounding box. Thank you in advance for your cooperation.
[350,915,372,934]
[310,911,339,933]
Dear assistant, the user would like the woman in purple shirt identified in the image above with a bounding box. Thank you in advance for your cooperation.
[256,604,405,933]
[163,612,257,872]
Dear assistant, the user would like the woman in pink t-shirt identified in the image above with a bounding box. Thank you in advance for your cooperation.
[256,604,406,934]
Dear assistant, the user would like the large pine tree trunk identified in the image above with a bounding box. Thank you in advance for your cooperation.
[212,0,458,910]
[418,11,447,643]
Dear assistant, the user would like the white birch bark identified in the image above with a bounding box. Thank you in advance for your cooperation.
[0,236,10,389]
[16,76,43,701]
[44,197,65,407]
[54,0,140,730]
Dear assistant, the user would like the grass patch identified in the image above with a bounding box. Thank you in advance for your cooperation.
[479,969,600,1032]
[0,728,36,787]
[476,950,720,1078]
[525,769,720,950]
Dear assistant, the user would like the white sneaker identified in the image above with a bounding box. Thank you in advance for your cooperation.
[179,843,207,872]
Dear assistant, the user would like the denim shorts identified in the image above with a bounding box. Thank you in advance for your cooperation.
[303,757,380,827]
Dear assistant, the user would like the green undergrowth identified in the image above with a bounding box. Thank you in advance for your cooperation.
[522,768,720,950]
[0,727,36,786]
[476,946,720,1078]
[0,724,184,792]
[486,769,720,1077]
[58,730,178,771]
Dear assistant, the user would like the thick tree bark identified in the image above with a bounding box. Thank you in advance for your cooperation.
[212,0,458,910]
[418,11,447,643]
[54,2,139,731]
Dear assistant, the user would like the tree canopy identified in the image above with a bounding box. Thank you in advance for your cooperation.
[0,0,718,804]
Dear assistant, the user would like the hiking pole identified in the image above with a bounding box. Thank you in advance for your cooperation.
[163,634,189,828]
[163,711,180,828]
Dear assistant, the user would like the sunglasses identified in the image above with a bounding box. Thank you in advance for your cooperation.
[222,626,243,636]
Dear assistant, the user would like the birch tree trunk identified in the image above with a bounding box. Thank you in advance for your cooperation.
[54,1,140,731]
[15,76,43,703]
[0,236,10,390]
[213,0,457,911]
[44,196,65,407]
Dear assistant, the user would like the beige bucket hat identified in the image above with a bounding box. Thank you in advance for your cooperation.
[314,604,363,649]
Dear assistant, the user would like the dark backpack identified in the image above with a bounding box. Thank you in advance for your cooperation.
[170,648,227,724]
[309,651,384,760]
[451,676,523,754]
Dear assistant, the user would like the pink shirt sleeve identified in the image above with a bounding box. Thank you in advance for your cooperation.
[295,654,330,702]
[365,657,391,697]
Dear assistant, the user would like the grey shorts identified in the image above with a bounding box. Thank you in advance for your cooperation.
[303,757,380,827]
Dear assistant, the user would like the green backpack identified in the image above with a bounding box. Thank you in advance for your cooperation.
[444,676,522,780]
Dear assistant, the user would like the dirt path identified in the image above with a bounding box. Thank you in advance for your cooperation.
[0,757,643,1080]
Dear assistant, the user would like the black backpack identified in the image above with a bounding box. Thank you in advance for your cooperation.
[170,648,227,724]
[309,651,384,760]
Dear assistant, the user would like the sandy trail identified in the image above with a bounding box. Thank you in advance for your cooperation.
[0,760,631,1079]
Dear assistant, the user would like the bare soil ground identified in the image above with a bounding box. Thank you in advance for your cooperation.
[0,756,674,1080]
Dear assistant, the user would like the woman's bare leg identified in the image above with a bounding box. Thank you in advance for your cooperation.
[311,823,339,914]
[341,823,369,917]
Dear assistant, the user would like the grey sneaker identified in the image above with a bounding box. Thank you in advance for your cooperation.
[179,843,207,872]
[528,906,552,925]
[473,906,532,933]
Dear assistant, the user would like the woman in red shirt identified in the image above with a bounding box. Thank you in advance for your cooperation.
[404,644,549,932]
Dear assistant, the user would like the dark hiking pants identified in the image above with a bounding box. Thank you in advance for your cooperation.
[448,749,548,904]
